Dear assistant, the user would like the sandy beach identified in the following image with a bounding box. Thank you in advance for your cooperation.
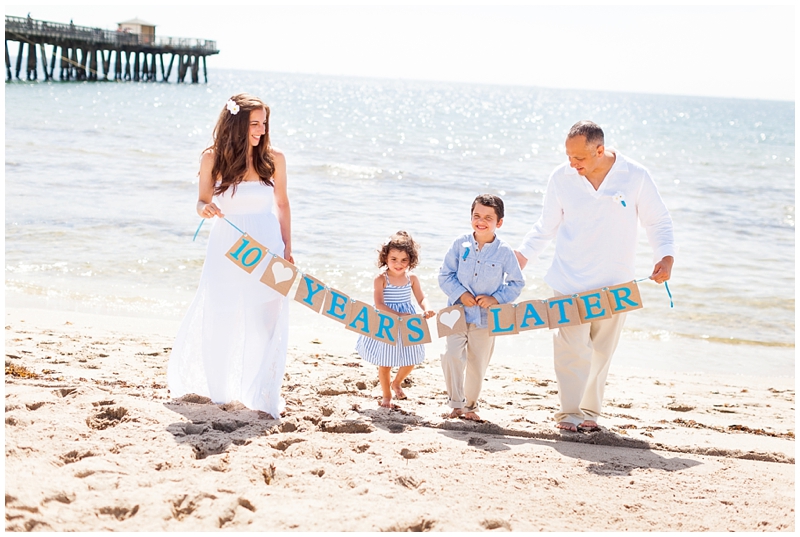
[4,304,794,532]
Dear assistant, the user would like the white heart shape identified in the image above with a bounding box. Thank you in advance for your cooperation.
[271,262,295,284]
[439,309,461,329]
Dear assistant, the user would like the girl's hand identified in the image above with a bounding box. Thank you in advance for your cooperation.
[198,202,223,219]
[422,310,436,319]
[475,294,499,308]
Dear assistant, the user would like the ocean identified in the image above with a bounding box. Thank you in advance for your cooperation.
[4,69,795,377]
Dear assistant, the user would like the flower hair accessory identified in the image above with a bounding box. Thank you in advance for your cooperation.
[226,99,240,116]
[613,192,627,207]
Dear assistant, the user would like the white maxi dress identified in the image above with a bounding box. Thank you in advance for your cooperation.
[168,181,289,418]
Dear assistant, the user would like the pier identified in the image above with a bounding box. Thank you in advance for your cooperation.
[5,15,219,83]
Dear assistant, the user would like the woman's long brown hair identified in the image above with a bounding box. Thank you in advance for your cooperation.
[207,93,275,197]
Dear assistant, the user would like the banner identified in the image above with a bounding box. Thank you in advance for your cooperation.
[216,230,658,347]
[516,300,549,332]
[226,235,268,274]
[260,256,299,296]
[488,304,518,336]
[344,300,377,338]
[401,314,432,347]
[294,274,327,313]
[605,282,644,314]
[321,287,351,324]
[576,288,613,323]
[546,295,582,328]
[436,305,467,338]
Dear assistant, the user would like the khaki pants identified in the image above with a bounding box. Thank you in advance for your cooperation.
[441,323,496,411]
[553,291,627,425]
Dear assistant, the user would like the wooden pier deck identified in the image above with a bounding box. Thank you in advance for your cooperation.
[5,15,219,83]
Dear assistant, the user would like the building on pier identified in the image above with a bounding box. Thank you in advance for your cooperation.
[5,14,219,83]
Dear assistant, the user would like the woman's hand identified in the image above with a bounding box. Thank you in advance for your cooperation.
[283,247,294,264]
[198,201,224,219]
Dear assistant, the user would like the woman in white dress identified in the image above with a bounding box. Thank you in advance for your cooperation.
[168,93,292,419]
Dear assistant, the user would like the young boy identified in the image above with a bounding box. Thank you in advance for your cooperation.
[438,194,524,421]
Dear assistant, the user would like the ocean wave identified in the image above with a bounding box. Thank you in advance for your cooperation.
[624,327,794,348]
[306,163,402,180]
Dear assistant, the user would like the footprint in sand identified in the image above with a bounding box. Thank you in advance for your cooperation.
[269,437,306,451]
[395,475,424,489]
[481,519,512,530]
[666,402,695,412]
[97,505,139,521]
[86,407,129,430]
[60,450,96,465]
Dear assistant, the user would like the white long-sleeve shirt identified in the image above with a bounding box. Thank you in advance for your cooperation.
[518,149,675,295]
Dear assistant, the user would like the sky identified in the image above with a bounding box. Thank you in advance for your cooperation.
[5,4,796,101]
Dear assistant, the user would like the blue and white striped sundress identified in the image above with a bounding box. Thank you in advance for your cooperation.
[355,274,425,367]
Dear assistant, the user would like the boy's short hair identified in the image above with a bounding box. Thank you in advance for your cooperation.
[471,194,505,220]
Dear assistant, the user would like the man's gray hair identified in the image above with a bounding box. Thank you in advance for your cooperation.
[567,120,604,147]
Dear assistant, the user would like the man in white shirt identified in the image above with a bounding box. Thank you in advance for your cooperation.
[515,120,675,432]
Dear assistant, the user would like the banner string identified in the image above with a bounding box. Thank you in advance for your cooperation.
[635,277,674,308]
[193,217,247,242]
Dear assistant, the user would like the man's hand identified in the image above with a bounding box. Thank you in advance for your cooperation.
[514,250,528,270]
[475,295,499,308]
[649,256,674,284]
[459,292,478,307]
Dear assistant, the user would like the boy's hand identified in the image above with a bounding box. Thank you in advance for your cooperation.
[459,292,478,307]
[475,295,499,308]
[422,310,436,319]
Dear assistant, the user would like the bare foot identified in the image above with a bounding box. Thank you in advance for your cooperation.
[447,408,464,419]
[556,421,578,432]
[462,411,482,421]
[579,420,600,430]
[391,382,407,400]
[379,397,393,408]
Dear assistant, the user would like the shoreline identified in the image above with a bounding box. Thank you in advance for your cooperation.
[5,298,794,378]
[5,305,795,531]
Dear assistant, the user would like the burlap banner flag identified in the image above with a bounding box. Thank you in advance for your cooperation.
[322,287,351,324]
[294,274,327,313]
[226,235,268,274]
[546,295,582,328]
[436,305,467,338]
[516,300,549,332]
[373,311,402,345]
[345,300,379,339]
[488,303,518,336]
[576,288,613,323]
[401,315,432,347]
[259,256,299,296]
[605,281,644,314]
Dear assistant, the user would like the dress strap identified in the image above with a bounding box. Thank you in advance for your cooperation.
[383,272,390,285]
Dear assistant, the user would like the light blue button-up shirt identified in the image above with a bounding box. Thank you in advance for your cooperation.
[438,233,525,328]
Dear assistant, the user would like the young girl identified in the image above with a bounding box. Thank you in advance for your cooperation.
[356,231,435,408]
